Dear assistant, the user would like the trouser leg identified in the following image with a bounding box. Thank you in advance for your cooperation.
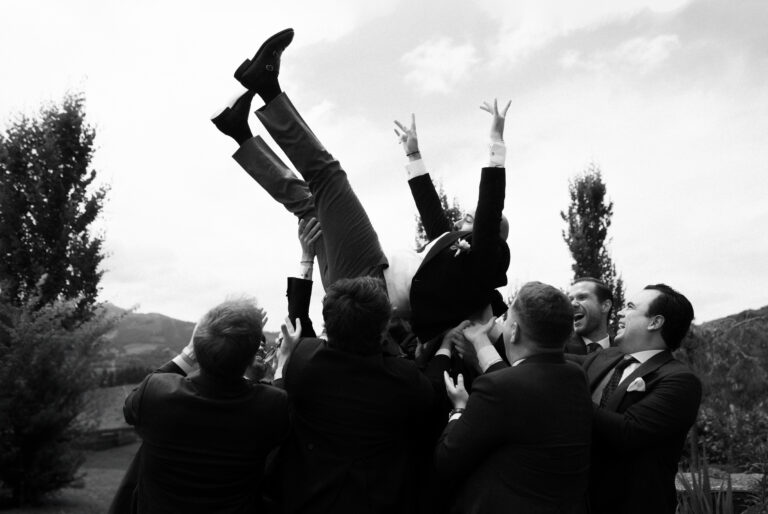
[255,93,387,285]
[233,135,329,288]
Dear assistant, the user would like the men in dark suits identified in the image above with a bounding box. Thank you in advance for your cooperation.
[274,276,435,514]
[436,281,592,514]
[565,277,614,354]
[582,284,701,514]
[213,28,510,343]
[123,299,289,514]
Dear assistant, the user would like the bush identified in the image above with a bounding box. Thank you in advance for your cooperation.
[0,298,115,506]
[677,308,768,472]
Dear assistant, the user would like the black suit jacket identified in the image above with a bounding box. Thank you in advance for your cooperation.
[123,365,289,514]
[278,336,434,514]
[408,169,510,342]
[583,347,702,514]
[435,353,592,514]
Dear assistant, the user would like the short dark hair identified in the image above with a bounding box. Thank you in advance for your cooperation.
[322,277,391,356]
[644,284,694,351]
[513,281,574,348]
[573,276,614,322]
[572,277,612,304]
[193,298,264,379]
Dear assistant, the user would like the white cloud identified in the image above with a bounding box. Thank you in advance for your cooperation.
[560,35,680,74]
[401,38,479,94]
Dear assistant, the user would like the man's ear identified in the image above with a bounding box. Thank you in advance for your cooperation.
[647,315,665,332]
[601,300,613,314]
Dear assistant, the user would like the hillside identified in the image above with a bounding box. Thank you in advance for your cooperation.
[97,305,279,371]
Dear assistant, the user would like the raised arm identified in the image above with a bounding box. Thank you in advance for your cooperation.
[394,114,451,241]
[287,217,320,338]
[469,99,510,276]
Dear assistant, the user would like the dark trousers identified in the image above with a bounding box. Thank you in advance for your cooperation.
[249,93,388,286]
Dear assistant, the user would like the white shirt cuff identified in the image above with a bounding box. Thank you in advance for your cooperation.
[172,353,196,375]
[477,344,503,372]
[489,141,506,168]
[436,347,451,358]
[405,159,428,179]
[448,412,463,422]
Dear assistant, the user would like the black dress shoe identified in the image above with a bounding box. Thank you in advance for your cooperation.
[234,28,294,92]
[211,90,256,139]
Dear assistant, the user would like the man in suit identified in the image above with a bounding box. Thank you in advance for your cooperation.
[565,277,614,354]
[436,281,592,514]
[122,299,290,514]
[583,284,702,514]
[273,276,435,514]
[213,28,510,343]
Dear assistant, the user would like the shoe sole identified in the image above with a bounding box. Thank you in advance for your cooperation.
[234,27,294,87]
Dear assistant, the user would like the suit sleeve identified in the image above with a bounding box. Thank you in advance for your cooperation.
[470,167,507,286]
[287,277,316,338]
[592,372,702,450]
[408,173,451,242]
[434,374,507,484]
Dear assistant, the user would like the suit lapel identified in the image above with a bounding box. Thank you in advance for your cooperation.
[417,231,467,273]
[606,350,674,411]
[587,349,625,392]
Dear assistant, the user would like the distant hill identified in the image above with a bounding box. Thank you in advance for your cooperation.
[96,304,279,371]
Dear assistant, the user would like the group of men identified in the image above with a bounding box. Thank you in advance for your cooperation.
[115,28,703,514]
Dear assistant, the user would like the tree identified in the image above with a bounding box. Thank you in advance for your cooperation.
[0,94,111,506]
[414,179,463,248]
[0,93,107,321]
[561,163,625,331]
[0,297,115,506]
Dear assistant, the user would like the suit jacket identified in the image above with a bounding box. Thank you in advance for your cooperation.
[278,337,434,514]
[124,365,289,513]
[583,347,702,514]
[435,353,592,514]
[408,169,510,342]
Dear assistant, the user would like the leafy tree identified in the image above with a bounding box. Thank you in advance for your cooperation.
[0,94,111,506]
[561,163,625,331]
[0,297,115,506]
[0,93,107,321]
[414,179,463,248]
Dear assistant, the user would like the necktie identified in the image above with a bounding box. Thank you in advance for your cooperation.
[586,342,601,354]
[599,356,637,408]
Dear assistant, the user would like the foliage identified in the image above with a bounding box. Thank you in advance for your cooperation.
[0,93,107,322]
[677,453,735,514]
[0,297,116,507]
[97,366,154,388]
[676,308,768,472]
[560,162,625,331]
[414,179,463,248]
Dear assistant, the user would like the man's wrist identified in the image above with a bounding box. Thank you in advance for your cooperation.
[488,141,506,168]
[405,158,428,179]
[407,150,421,161]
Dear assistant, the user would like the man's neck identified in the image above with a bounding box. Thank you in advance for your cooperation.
[582,327,609,345]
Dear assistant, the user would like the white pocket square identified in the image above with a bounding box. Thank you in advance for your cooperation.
[627,377,646,392]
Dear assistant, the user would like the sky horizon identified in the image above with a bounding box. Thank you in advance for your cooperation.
[2,0,766,328]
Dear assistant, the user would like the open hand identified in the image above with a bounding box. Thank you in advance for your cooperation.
[480,99,511,142]
[443,371,469,409]
[462,317,496,352]
[394,114,420,159]
[298,217,322,261]
[278,316,302,360]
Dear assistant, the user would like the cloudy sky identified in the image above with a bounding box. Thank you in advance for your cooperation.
[1,0,766,328]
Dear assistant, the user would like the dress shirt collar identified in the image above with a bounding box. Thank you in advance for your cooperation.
[627,349,665,364]
[582,335,610,350]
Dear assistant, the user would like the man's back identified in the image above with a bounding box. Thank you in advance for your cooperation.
[279,337,434,514]
[125,371,289,514]
[436,353,592,514]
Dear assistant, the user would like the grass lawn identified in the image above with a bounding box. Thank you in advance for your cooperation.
[5,442,140,514]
